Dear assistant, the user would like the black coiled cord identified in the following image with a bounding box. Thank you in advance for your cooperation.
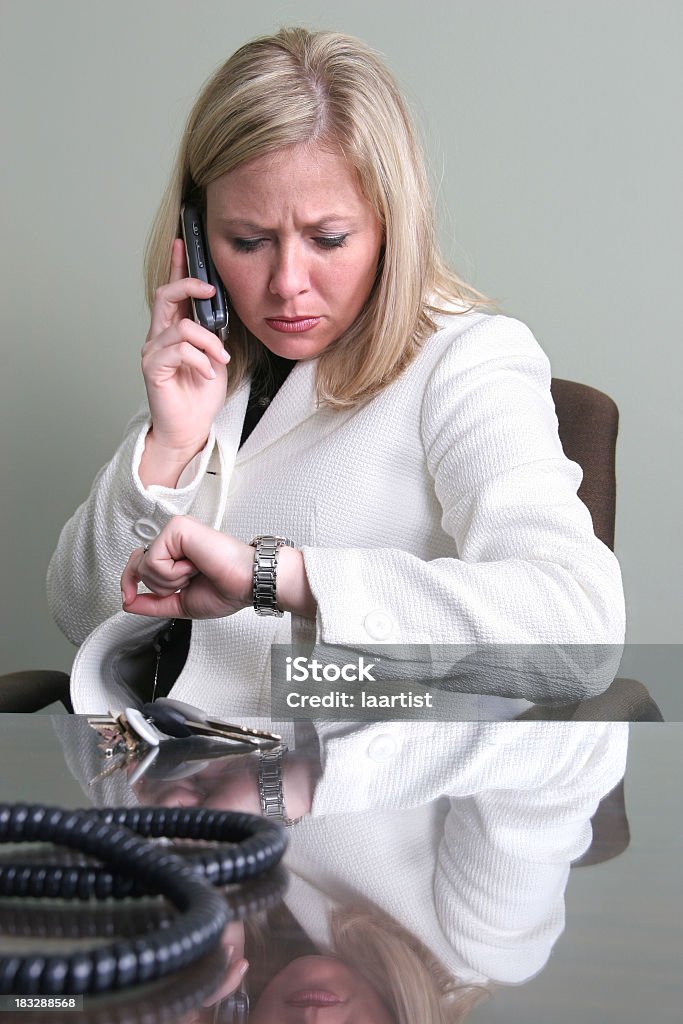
[0,803,286,995]
[0,805,287,898]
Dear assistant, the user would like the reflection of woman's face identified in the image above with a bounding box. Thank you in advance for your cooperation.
[250,955,396,1023]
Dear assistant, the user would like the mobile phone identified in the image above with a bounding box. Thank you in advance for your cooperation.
[180,203,229,343]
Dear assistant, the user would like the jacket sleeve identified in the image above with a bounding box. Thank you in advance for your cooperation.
[434,723,629,983]
[310,720,629,984]
[298,316,625,700]
[46,408,218,645]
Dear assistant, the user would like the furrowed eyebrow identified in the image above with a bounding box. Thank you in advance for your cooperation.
[219,219,267,232]
[217,217,357,231]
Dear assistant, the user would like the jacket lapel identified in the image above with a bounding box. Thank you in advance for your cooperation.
[235,358,320,464]
[212,379,250,482]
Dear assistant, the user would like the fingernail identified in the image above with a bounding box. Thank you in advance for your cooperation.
[238,960,249,977]
[225,945,235,960]
[208,368,217,379]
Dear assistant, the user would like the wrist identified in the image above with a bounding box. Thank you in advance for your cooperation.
[282,754,319,820]
[145,427,210,464]
[237,541,257,610]
[276,546,317,619]
[140,429,210,488]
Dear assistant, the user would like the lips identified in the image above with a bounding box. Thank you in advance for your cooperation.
[265,316,322,333]
[285,989,344,1007]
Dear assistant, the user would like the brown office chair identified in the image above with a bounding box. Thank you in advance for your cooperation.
[550,378,618,551]
[516,379,663,723]
[0,379,662,720]
[0,669,72,713]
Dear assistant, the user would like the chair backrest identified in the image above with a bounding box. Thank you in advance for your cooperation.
[550,378,618,550]
[535,380,663,723]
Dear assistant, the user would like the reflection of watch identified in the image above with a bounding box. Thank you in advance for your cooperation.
[249,535,294,617]
[258,745,299,827]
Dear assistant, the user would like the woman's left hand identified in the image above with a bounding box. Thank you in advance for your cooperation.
[121,516,253,619]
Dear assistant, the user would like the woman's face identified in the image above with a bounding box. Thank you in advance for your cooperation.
[205,143,384,360]
[249,955,396,1023]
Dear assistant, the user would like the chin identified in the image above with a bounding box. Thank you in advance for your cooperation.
[260,336,331,361]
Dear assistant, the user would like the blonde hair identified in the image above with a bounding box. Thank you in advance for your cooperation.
[144,27,490,407]
[330,906,489,1024]
[242,903,489,1023]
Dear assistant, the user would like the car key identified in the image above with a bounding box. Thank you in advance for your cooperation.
[140,701,264,749]
[154,698,281,746]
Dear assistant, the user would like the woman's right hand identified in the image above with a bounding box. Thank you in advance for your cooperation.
[139,237,230,486]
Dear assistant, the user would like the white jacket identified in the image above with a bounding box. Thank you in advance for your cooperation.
[288,720,629,985]
[47,310,625,715]
[54,716,629,987]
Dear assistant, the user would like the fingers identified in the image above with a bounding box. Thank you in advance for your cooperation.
[203,955,249,1006]
[168,237,188,283]
[122,590,189,618]
[144,331,223,383]
[120,548,144,607]
[148,276,217,340]
[149,238,217,336]
[143,318,230,383]
[121,518,252,620]
[121,543,197,613]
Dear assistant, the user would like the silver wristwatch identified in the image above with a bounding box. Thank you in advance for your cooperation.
[258,745,298,827]
[249,535,294,617]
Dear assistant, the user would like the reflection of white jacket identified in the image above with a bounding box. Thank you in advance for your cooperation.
[47,309,625,715]
[55,716,630,986]
[287,721,629,986]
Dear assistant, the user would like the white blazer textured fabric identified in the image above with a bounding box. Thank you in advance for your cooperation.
[54,716,629,986]
[290,720,629,986]
[47,309,625,715]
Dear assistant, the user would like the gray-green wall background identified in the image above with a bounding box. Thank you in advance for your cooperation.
[1,0,681,672]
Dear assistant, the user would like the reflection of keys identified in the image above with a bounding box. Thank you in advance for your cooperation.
[86,714,120,745]
[140,699,280,749]
[87,710,143,764]
[87,752,127,787]
[160,698,281,744]
[87,711,140,753]
[86,712,132,785]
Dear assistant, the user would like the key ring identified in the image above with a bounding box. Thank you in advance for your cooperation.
[87,705,281,789]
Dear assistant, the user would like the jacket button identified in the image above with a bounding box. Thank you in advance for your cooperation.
[367,734,397,761]
[132,518,160,542]
[363,610,394,641]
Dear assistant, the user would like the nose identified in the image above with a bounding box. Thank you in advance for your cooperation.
[268,239,310,299]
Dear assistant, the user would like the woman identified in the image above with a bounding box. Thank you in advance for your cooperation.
[47,27,624,716]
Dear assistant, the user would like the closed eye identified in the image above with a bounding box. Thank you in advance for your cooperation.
[314,234,348,249]
[230,234,349,253]
[231,237,267,253]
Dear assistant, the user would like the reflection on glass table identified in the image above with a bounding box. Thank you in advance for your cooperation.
[0,716,631,1022]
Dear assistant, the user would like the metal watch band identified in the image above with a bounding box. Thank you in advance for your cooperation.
[249,535,294,617]
[258,745,298,827]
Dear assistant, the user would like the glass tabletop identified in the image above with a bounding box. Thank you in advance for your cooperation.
[0,715,680,1023]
